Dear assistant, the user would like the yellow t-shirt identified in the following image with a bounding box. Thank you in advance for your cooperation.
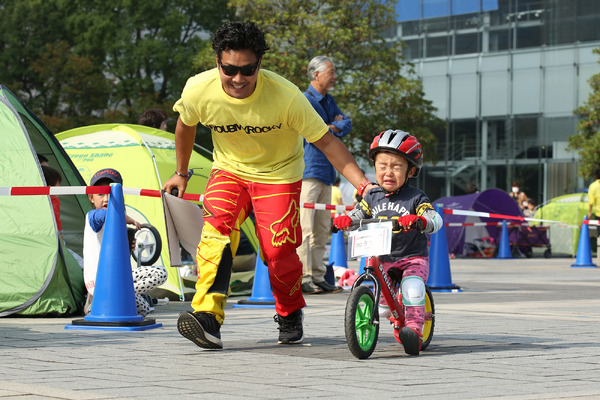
[174,68,329,184]
[589,179,600,215]
[331,185,343,205]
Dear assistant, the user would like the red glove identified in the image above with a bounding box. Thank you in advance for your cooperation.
[333,215,353,230]
[398,215,427,231]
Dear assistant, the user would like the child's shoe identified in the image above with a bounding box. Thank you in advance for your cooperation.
[398,326,422,355]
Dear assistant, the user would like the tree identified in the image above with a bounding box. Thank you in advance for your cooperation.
[568,47,600,179]
[194,0,444,162]
[0,0,232,132]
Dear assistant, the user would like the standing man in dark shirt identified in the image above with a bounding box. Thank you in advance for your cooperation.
[298,56,352,294]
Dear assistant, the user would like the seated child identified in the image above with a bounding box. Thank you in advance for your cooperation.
[83,168,168,317]
[333,129,443,355]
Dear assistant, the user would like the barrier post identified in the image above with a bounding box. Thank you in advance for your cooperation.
[570,217,597,268]
[427,205,462,292]
[65,183,162,331]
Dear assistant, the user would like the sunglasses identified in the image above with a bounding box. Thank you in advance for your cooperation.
[218,59,260,77]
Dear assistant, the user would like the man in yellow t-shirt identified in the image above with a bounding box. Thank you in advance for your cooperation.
[162,21,374,350]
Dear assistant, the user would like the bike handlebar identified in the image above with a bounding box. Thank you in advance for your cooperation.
[333,218,424,233]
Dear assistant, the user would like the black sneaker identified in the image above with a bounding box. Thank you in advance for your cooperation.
[177,311,223,349]
[398,326,422,356]
[314,280,343,293]
[274,309,304,344]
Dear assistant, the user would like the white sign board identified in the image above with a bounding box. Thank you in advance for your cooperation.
[348,221,393,259]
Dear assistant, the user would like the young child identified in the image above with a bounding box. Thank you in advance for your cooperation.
[83,168,168,317]
[333,129,443,355]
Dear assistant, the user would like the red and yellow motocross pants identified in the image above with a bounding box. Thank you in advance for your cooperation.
[192,170,305,324]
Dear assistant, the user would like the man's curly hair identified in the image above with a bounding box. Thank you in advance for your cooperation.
[212,20,270,60]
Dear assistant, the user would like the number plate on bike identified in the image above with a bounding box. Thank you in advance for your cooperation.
[348,221,393,258]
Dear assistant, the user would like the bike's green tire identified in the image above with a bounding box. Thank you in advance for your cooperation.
[345,285,379,359]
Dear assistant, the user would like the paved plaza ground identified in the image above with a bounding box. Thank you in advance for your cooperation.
[1,256,599,399]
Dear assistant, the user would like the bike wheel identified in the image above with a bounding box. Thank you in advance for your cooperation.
[345,285,379,359]
[131,224,162,266]
[421,286,435,351]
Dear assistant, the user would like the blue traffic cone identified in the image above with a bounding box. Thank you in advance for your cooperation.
[571,217,597,268]
[328,230,348,268]
[66,184,162,331]
[358,257,367,274]
[234,249,276,308]
[495,220,513,259]
[427,205,461,292]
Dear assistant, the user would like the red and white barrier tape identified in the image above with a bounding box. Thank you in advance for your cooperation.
[300,202,353,212]
[0,186,109,196]
[584,220,600,226]
[0,186,591,228]
[442,208,557,225]
[445,222,526,227]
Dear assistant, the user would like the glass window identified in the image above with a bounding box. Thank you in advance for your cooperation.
[489,29,511,52]
[401,21,421,36]
[514,117,538,159]
[544,116,576,143]
[402,39,422,60]
[422,17,450,33]
[450,120,478,159]
[486,119,507,159]
[516,25,542,48]
[453,14,481,30]
[577,0,600,15]
[547,18,576,46]
[381,24,398,39]
[577,16,600,42]
[455,32,481,55]
[426,35,451,57]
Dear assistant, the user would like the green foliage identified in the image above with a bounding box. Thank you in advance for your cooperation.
[569,48,600,179]
[0,0,233,132]
[199,0,444,162]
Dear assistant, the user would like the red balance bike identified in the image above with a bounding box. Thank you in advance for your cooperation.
[343,219,435,359]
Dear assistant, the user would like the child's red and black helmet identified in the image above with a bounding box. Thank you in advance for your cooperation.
[369,129,423,176]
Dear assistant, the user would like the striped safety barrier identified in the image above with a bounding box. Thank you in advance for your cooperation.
[0,185,591,227]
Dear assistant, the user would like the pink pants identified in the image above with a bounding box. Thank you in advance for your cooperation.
[380,256,429,332]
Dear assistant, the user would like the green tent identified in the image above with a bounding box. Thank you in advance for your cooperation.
[534,193,588,256]
[57,124,258,300]
[0,85,87,316]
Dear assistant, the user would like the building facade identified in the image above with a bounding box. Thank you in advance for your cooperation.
[394,0,600,204]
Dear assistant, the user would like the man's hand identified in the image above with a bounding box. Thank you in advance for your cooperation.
[333,215,352,231]
[398,215,426,231]
[162,174,188,198]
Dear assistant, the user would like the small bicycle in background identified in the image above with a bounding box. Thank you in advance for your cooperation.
[342,219,435,359]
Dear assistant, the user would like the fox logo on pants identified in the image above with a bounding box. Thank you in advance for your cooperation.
[270,199,300,247]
